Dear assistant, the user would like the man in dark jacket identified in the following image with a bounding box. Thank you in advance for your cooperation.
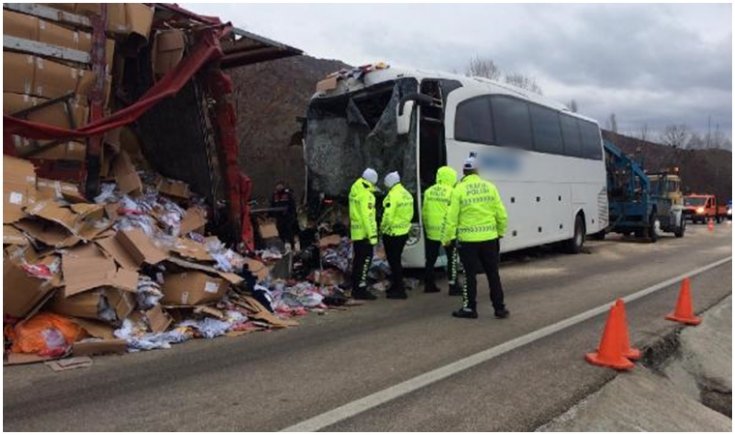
[270,181,297,248]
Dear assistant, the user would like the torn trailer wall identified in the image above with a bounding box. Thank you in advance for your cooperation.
[305,78,419,202]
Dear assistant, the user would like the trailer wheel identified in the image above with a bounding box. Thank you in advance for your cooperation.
[674,219,686,238]
[647,214,659,243]
[565,214,585,253]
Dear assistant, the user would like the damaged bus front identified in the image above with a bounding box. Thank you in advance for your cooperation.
[304,65,461,267]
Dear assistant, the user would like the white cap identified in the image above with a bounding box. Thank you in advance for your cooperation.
[463,156,478,171]
[384,171,400,189]
[362,168,378,184]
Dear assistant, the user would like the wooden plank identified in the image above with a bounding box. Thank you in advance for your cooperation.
[4,35,90,64]
[3,3,91,28]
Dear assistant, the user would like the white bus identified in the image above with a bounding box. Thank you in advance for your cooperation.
[304,65,608,267]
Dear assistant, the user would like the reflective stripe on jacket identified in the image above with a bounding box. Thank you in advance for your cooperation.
[441,173,507,244]
[422,166,457,241]
[381,182,414,237]
[349,177,378,244]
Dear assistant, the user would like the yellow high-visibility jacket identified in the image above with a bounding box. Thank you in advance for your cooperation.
[349,177,378,244]
[422,166,457,241]
[381,182,414,237]
[442,173,507,244]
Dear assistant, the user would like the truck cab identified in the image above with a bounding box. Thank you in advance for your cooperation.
[684,194,726,224]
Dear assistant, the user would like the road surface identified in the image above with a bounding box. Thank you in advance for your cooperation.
[4,222,732,431]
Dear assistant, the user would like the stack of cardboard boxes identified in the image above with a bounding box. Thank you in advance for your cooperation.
[2,3,157,161]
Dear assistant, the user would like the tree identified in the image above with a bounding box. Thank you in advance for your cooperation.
[686,132,704,149]
[607,113,618,133]
[504,72,543,95]
[660,124,691,149]
[639,123,649,142]
[465,56,501,80]
[568,100,578,113]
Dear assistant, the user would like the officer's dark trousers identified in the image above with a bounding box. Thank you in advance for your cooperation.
[458,239,505,312]
[424,239,459,287]
[383,234,408,292]
[351,239,374,293]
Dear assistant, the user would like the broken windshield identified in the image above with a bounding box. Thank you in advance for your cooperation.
[305,78,419,201]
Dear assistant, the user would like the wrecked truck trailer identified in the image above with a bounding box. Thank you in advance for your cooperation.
[3,3,302,250]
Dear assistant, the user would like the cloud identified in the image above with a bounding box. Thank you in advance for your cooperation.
[183,3,732,142]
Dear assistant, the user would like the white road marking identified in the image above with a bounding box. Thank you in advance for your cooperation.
[282,256,732,432]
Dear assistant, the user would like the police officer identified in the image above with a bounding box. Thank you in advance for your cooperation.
[380,171,414,300]
[349,168,379,300]
[442,157,510,319]
[422,166,462,295]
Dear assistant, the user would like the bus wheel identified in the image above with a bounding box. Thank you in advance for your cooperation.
[565,214,585,254]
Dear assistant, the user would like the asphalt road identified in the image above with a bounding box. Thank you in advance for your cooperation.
[4,222,732,431]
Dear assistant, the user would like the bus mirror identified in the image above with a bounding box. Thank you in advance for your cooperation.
[396,100,414,135]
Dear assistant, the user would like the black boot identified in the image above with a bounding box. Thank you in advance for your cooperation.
[494,308,510,319]
[452,307,478,319]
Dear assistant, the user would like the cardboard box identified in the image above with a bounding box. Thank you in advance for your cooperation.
[316,75,339,93]
[72,339,127,356]
[243,257,269,282]
[115,228,168,267]
[33,141,88,162]
[61,243,138,297]
[33,56,78,99]
[51,287,135,322]
[13,218,80,248]
[4,155,37,224]
[170,237,212,262]
[152,29,185,77]
[180,207,207,235]
[4,258,57,318]
[24,200,108,240]
[36,178,86,203]
[3,10,39,41]
[145,305,173,333]
[95,232,139,271]
[156,177,191,200]
[71,317,115,339]
[111,151,142,196]
[161,270,228,306]
[124,3,154,40]
[258,220,279,239]
[4,224,29,246]
[3,52,35,95]
[166,256,244,286]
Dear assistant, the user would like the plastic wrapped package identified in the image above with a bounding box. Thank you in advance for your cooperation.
[136,275,163,310]
[8,312,85,355]
[94,183,119,204]
[179,318,231,339]
[114,318,191,351]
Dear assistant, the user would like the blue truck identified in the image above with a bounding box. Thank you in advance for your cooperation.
[597,139,685,242]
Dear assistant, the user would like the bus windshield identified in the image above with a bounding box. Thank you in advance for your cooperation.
[684,197,707,206]
[305,78,418,199]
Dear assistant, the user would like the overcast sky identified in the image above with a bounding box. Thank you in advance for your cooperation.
[185,3,732,144]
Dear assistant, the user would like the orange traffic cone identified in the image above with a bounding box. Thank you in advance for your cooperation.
[586,301,635,370]
[614,299,641,360]
[707,218,715,231]
[665,278,701,325]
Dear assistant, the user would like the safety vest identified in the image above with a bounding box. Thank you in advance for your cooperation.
[381,182,414,237]
[349,178,378,244]
[422,166,457,241]
[442,173,508,243]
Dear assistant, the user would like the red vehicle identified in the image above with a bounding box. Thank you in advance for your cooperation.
[683,194,728,224]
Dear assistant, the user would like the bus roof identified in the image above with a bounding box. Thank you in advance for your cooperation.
[312,65,600,125]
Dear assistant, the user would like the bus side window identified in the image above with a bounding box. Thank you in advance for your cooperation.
[454,97,494,145]
[490,96,533,150]
[560,114,583,158]
[579,120,603,160]
[529,104,563,155]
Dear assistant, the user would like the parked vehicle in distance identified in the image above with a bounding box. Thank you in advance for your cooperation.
[727,200,732,220]
[683,194,728,223]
